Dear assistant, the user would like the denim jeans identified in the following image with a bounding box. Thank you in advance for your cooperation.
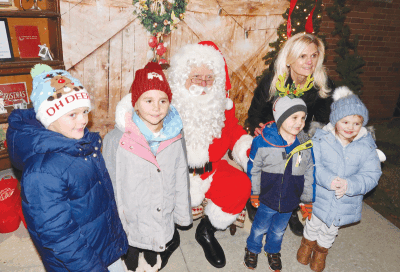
[246,203,292,254]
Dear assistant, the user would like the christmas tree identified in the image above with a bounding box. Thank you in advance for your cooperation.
[326,0,365,95]
[260,0,324,79]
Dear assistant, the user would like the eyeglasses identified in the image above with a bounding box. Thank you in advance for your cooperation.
[190,75,215,85]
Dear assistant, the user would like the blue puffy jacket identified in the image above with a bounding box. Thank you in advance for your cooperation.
[312,124,382,227]
[6,108,128,271]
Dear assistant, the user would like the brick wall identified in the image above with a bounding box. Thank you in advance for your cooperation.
[320,0,400,120]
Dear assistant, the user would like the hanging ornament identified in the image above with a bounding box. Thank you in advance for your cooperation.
[159,58,168,65]
[156,43,167,56]
[148,36,158,48]
[287,0,298,38]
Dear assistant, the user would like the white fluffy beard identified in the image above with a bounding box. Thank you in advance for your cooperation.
[172,84,226,167]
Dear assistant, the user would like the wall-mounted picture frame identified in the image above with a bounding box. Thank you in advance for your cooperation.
[0,18,14,61]
[0,0,13,7]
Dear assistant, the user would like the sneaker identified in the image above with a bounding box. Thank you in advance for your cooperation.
[243,248,258,270]
[266,252,282,271]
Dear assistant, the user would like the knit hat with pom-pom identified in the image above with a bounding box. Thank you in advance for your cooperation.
[131,61,172,107]
[30,64,91,128]
[329,86,369,126]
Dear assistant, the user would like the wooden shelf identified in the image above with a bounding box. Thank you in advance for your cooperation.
[0,59,64,75]
[0,10,59,18]
[0,0,63,171]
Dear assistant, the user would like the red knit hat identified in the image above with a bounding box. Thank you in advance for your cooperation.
[130,62,172,106]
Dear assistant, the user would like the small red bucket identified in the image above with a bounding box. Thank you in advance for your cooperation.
[0,175,26,233]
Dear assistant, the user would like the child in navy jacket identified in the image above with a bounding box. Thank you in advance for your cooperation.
[244,95,315,271]
[6,64,128,272]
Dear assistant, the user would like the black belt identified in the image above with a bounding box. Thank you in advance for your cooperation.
[189,162,213,175]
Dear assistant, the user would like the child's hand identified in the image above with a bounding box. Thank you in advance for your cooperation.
[250,195,260,208]
[330,177,340,191]
[335,179,348,199]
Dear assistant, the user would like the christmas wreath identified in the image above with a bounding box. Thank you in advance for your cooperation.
[133,0,187,35]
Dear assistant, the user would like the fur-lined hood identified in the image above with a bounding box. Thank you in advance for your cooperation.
[307,121,376,140]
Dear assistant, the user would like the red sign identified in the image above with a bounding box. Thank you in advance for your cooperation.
[0,82,29,107]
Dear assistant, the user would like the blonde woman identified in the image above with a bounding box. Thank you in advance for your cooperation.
[247,33,334,136]
[246,33,335,236]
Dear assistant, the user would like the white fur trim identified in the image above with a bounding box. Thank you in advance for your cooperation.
[186,145,209,168]
[225,97,233,110]
[190,174,213,207]
[332,86,354,102]
[134,253,161,272]
[231,134,253,172]
[115,93,133,131]
[376,149,386,162]
[205,199,239,230]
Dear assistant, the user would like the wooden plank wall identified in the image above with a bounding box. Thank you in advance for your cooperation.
[61,0,288,137]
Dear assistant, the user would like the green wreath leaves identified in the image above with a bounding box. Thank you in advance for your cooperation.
[133,0,188,35]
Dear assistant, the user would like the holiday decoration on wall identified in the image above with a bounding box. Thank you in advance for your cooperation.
[326,0,365,95]
[133,0,187,65]
[260,0,324,78]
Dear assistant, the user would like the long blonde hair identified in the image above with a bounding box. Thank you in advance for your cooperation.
[269,33,331,100]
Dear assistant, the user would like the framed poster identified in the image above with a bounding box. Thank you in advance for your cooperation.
[0,19,14,61]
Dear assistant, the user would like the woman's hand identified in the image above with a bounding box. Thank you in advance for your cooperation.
[254,123,265,136]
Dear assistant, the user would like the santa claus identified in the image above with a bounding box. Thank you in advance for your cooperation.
[168,41,253,268]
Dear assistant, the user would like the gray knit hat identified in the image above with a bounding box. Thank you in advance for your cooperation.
[273,96,307,130]
[329,86,368,126]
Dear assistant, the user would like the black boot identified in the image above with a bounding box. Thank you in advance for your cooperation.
[195,215,226,268]
[160,228,180,270]
[288,208,304,236]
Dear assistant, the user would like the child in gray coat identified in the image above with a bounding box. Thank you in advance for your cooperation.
[102,62,192,272]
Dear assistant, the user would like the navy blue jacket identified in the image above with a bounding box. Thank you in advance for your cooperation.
[247,123,315,213]
[7,108,128,271]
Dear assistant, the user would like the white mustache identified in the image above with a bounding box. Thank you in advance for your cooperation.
[188,85,208,97]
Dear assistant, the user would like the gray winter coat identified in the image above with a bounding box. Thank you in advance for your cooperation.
[312,124,382,227]
[102,95,192,252]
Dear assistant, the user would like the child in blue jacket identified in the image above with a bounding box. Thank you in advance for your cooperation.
[6,64,128,272]
[296,86,382,272]
[244,95,315,272]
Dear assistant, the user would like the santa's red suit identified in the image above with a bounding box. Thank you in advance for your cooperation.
[189,105,252,229]
[168,41,253,268]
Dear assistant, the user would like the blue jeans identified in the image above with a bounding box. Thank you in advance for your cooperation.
[246,203,292,254]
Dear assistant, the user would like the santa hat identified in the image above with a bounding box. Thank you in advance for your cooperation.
[131,61,172,106]
[198,41,233,110]
[169,42,233,110]
[329,86,369,126]
[30,64,91,128]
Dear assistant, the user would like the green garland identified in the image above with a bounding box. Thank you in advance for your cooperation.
[133,0,188,35]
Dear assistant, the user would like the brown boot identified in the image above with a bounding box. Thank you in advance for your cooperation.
[297,237,316,265]
[310,244,329,272]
